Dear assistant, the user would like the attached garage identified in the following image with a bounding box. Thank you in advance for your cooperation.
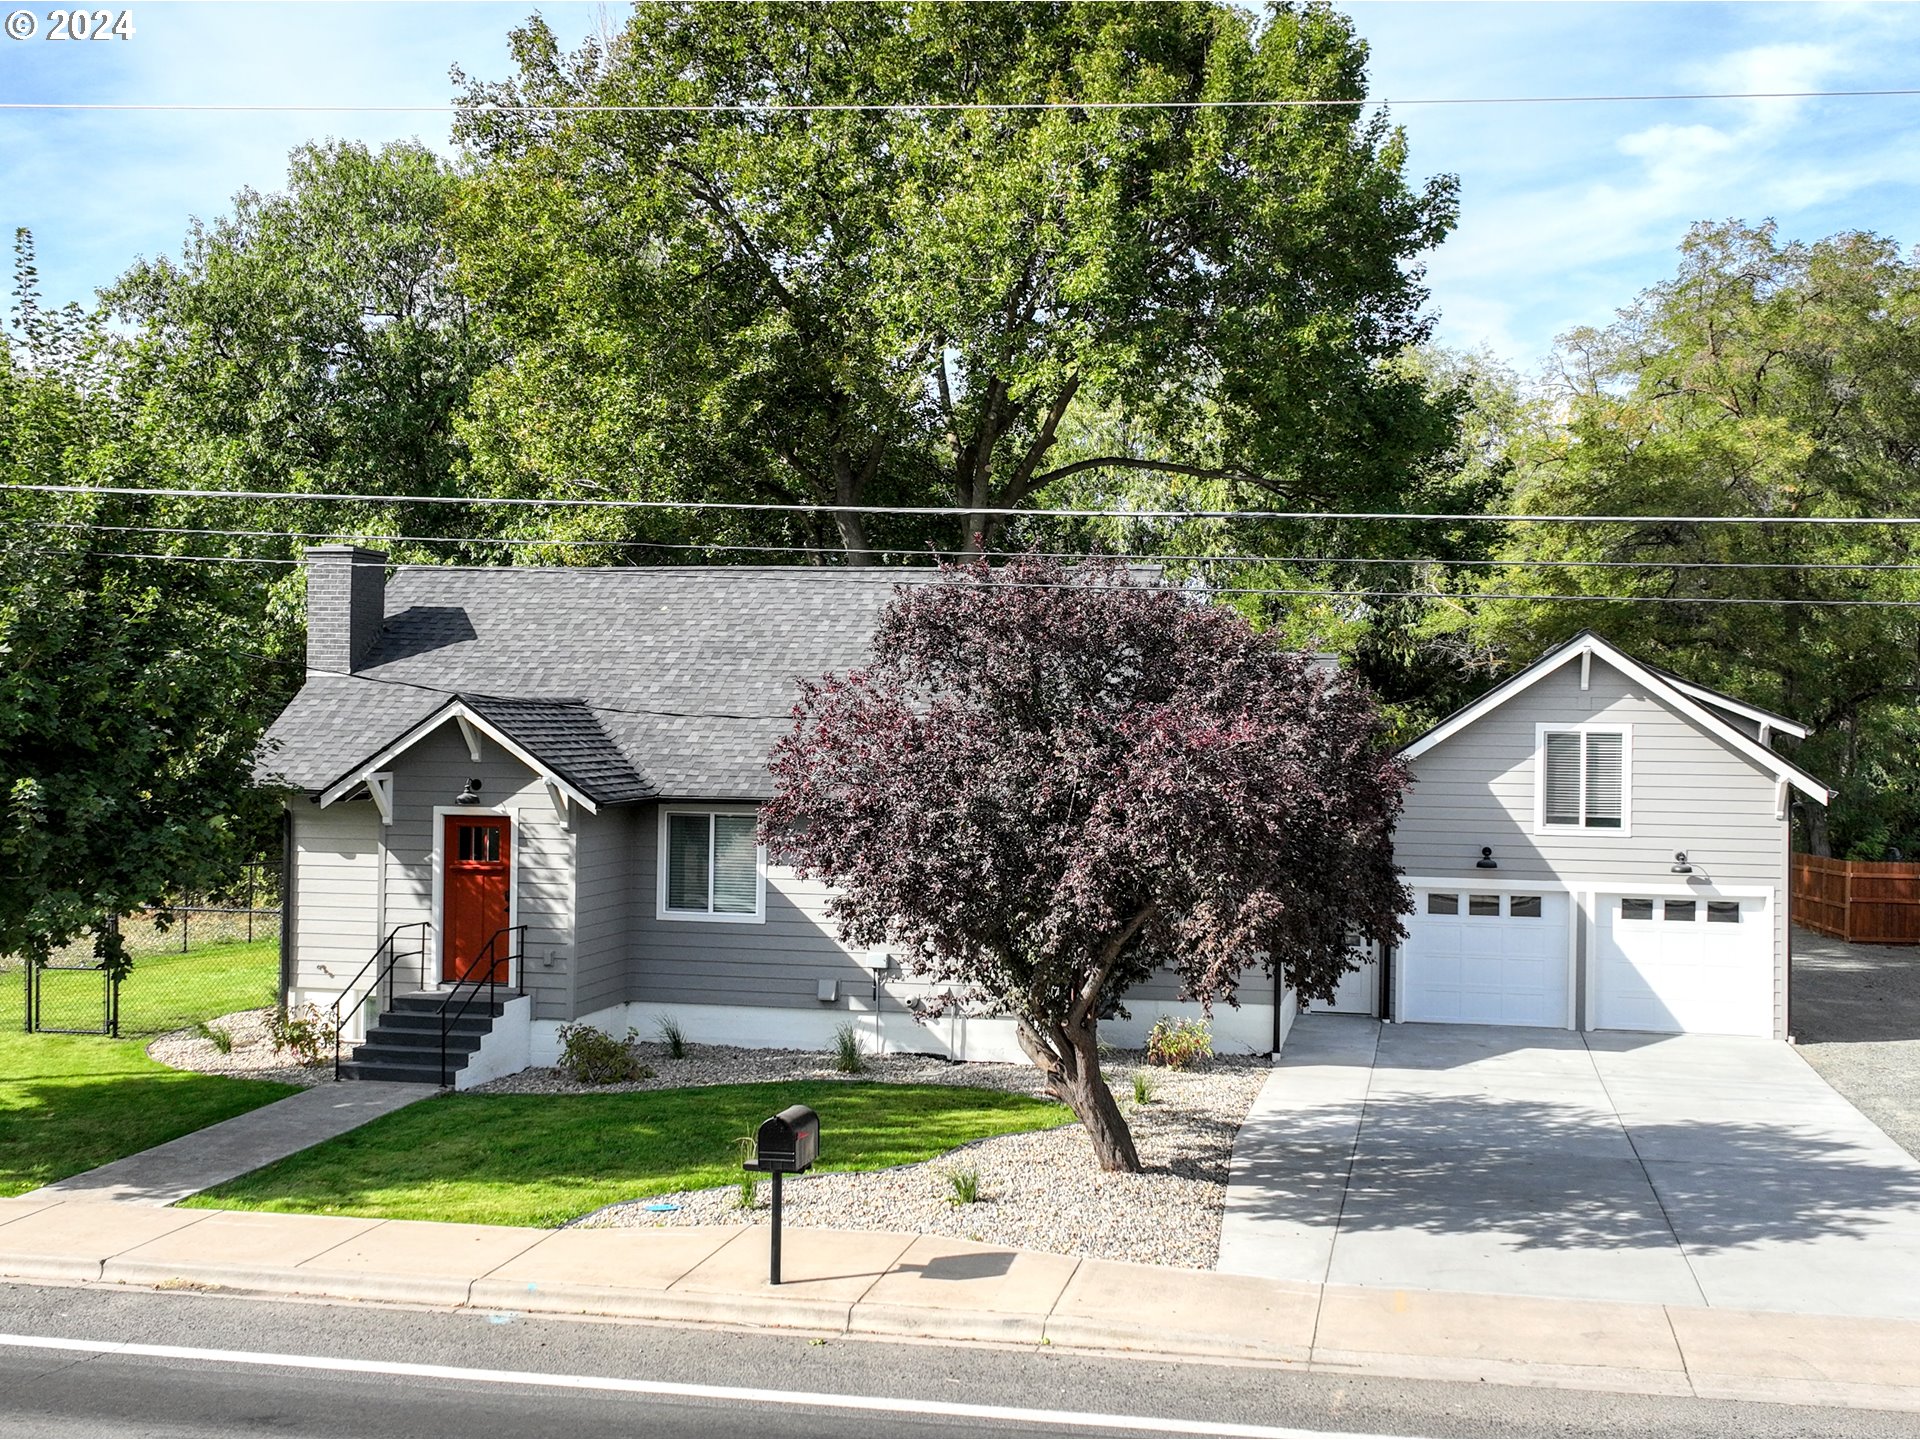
[1398,885,1571,1028]
[1591,892,1773,1037]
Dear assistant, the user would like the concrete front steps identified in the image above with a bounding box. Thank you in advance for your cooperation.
[338,992,505,1084]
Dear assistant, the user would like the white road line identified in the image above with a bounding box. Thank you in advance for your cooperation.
[0,1332,1333,1438]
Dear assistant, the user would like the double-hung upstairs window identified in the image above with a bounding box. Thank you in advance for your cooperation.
[1535,725,1630,834]
[659,807,765,921]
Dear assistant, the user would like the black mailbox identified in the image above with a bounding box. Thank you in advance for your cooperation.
[747,1104,819,1174]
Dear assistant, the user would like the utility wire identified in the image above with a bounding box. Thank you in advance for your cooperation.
[13,543,1920,606]
[6,88,1919,114]
[10,481,1920,528]
[26,519,1920,574]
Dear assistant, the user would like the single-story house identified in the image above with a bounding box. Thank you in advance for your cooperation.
[259,547,1826,1084]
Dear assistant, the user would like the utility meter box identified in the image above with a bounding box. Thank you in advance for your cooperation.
[746,1105,819,1174]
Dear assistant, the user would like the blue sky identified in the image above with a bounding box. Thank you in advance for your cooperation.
[3,1,1918,371]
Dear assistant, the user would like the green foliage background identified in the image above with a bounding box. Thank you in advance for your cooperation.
[7,0,1920,975]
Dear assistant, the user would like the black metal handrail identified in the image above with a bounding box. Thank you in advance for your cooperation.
[331,922,431,1080]
[439,925,527,1087]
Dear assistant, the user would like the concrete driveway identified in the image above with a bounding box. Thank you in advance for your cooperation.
[1218,1015,1920,1318]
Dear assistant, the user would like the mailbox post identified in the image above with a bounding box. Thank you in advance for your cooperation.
[743,1104,819,1285]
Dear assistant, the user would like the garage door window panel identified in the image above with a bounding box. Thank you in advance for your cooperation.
[1535,725,1631,834]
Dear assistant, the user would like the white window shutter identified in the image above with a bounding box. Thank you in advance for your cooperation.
[1584,731,1624,827]
[1543,732,1582,825]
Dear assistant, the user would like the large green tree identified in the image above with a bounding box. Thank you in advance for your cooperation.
[1444,220,1920,855]
[107,140,499,557]
[451,0,1459,561]
[1,234,280,972]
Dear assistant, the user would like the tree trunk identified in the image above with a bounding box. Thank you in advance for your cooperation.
[833,507,875,566]
[1018,1016,1141,1172]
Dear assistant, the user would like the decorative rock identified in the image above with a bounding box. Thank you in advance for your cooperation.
[146,1008,325,1087]
[562,1045,1269,1271]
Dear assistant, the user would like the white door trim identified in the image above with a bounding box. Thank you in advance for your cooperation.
[431,804,520,991]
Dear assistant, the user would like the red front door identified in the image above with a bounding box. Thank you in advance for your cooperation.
[444,815,511,983]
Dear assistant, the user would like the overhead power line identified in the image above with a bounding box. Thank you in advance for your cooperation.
[13,543,1920,607]
[5,88,1918,114]
[9,481,1920,528]
[27,519,1920,574]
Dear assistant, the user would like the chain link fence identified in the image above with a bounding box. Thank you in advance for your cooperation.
[9,863,282,1037]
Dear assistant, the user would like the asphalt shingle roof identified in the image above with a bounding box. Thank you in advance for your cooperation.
[256,566,918,802]
[459,694,651,806]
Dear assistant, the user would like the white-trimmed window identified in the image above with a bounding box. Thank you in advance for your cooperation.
[1535,724,1631,834]
[658,807,765,922]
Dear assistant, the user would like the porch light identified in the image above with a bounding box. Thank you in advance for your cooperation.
[456,778,483,805]
[1475,846,1498,870]
[1671,851,1693,874]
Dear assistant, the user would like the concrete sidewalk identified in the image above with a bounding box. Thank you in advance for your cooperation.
[25,1083,434,1205]
[3,1196,1919,1414]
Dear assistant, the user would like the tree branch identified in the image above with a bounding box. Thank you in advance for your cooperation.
[1030,455,1299,496]
[1069,903,1158,1032]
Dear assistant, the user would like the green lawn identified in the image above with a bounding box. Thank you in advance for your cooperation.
[188,1082,1072,1227]
[114,936,280,1035]
[0,939,297,1196]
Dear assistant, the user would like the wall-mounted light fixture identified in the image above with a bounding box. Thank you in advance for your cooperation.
[455,778,483,806]
[1670,850,1693,874]
[1476,846,1498,870]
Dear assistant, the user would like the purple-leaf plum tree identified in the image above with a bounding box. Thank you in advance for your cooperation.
[762,557,1410,1172]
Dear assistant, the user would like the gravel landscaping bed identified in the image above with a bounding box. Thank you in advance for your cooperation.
[567,1047,1269,1270]
[472,1043,1055,1098]
[1792,927,1920,1161]
[147,1008,326,1087]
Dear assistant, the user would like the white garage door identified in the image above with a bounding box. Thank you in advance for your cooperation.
[1400,887,1571,1028]
[1593,893,1772,1037]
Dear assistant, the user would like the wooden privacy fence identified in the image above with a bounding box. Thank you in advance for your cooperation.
[1792,853,1920,944]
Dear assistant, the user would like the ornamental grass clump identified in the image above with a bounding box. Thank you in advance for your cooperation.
[947,1167,983,1205]
[832,1022,868,1074]
[654,1013,687,1060]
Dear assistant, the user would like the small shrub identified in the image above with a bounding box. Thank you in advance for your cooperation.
[947,1167,983,1206]
[655,1013,687,1060]
[556,1023,654,1085]
[1146,1017,1212,1071]
[196,1021,235,1055]
[265,1004,338,1066]
[1131,1070,1155,1105]
[832,1022,867,1074]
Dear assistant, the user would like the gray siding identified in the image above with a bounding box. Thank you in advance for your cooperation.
[378,724,576,1021]
[286,798,380,1007]
[627,803,878,1012]
[573,805,636,1016]
[1398,655,1791,1037]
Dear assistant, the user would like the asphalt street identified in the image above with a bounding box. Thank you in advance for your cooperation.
[3,1283,1919,1438]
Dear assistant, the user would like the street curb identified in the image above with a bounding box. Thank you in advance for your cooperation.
[8,1253,1920,1415]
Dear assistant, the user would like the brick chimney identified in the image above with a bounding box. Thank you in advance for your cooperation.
[304,545,388,674]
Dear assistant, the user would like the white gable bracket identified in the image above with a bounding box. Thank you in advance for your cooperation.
[318,701,599,816]
[545,780,569,818]
[367,772,393,826]
[456,715,483,763]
